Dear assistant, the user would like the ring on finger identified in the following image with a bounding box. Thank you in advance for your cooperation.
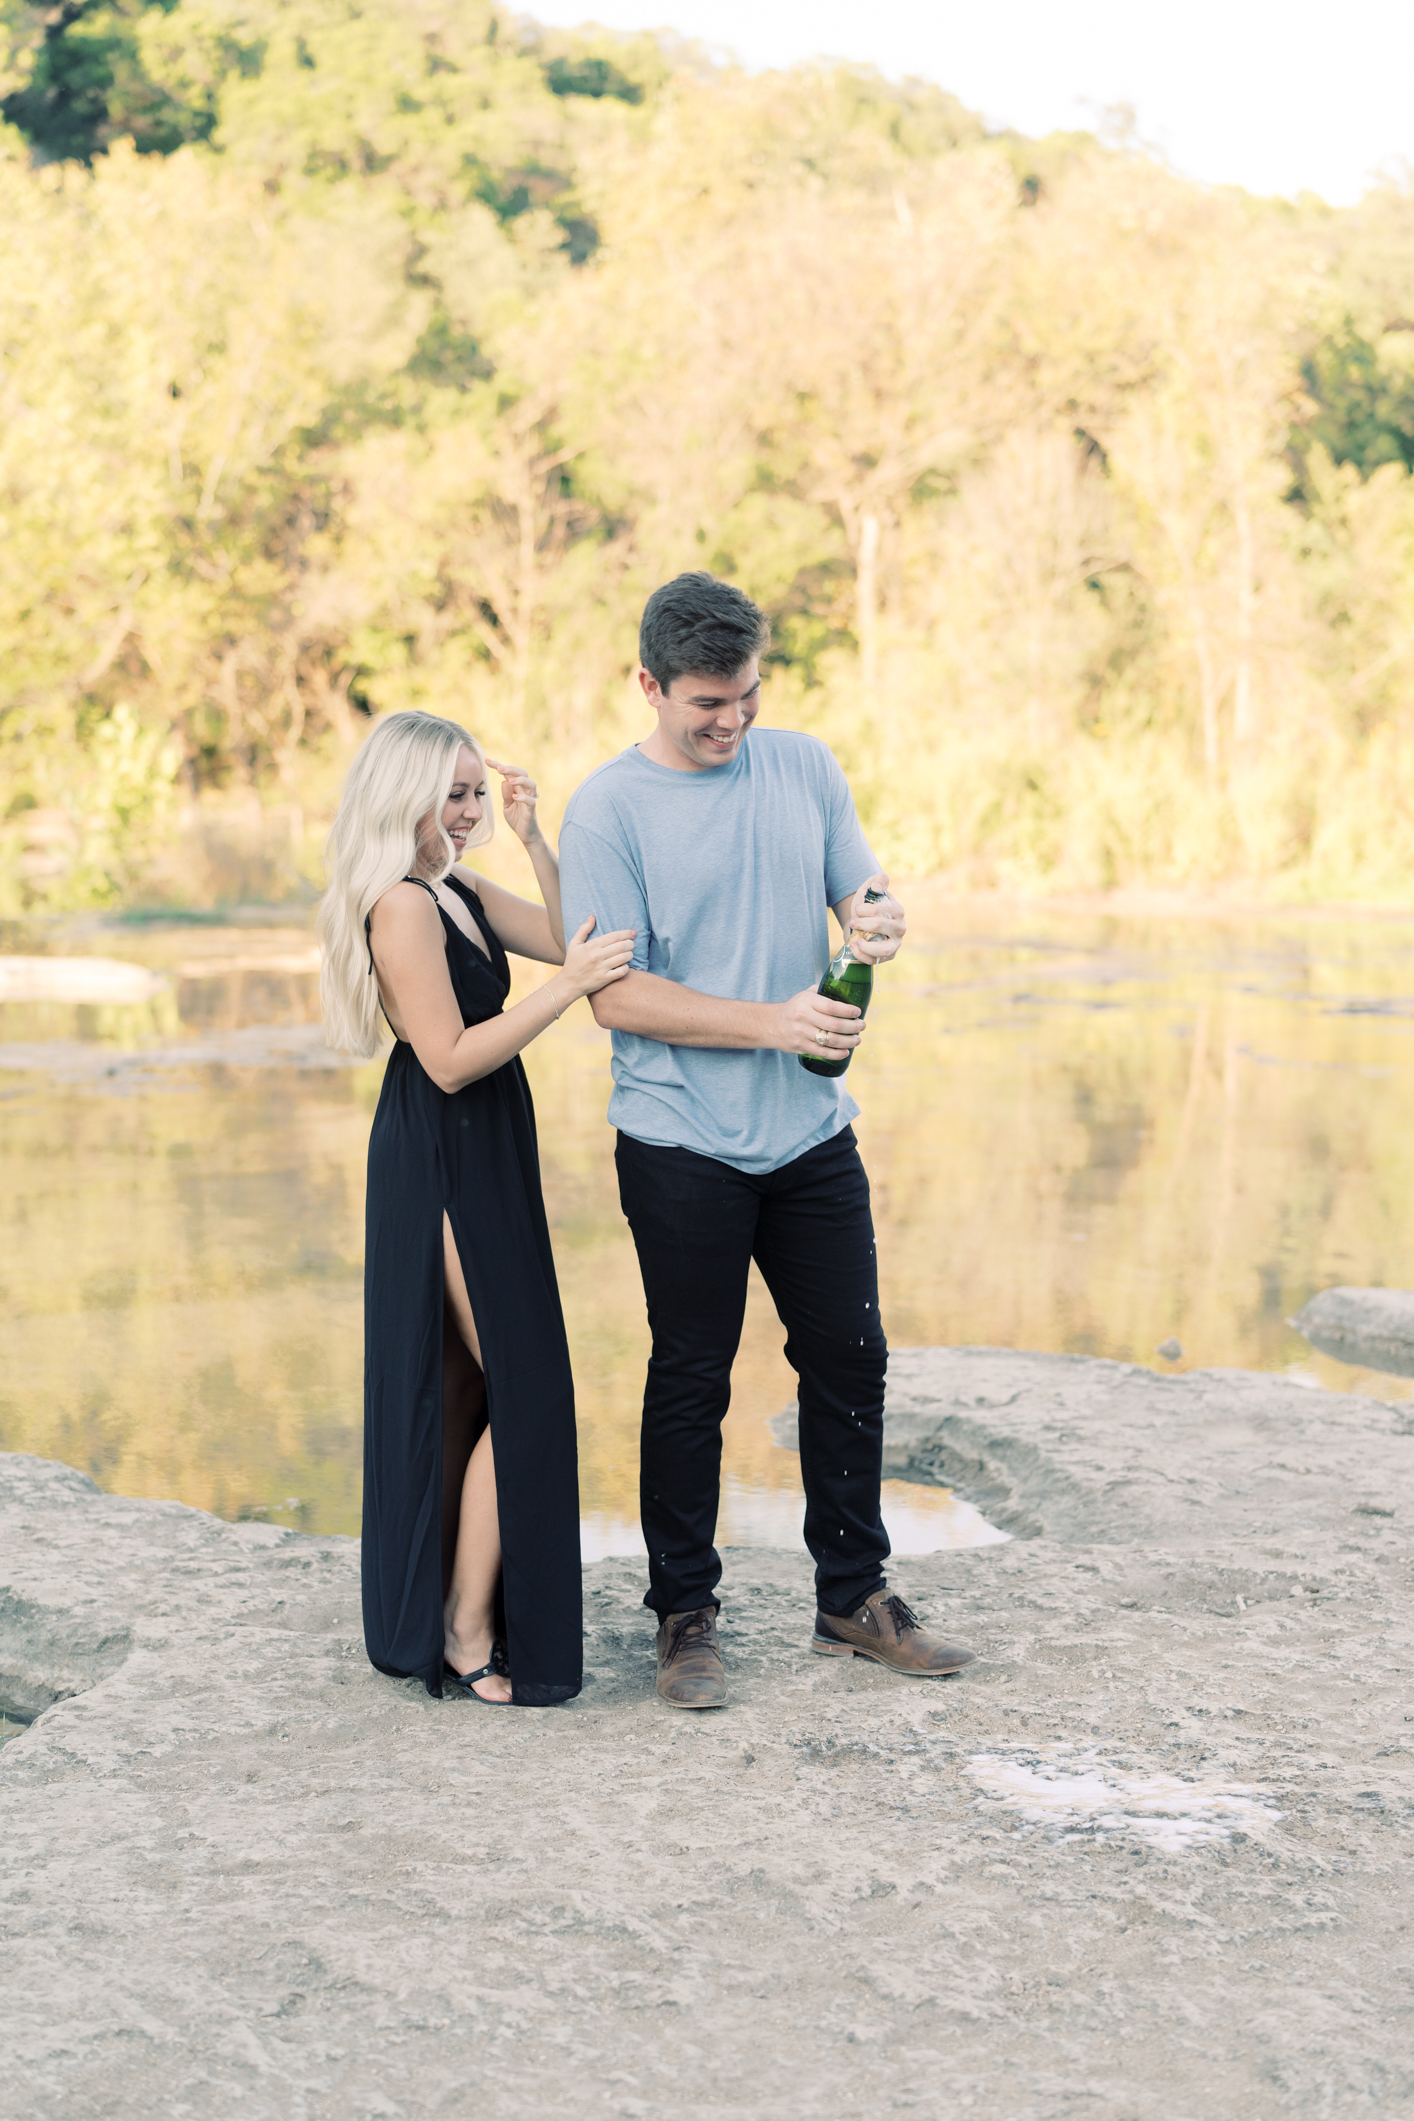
[816,1028,828,1045]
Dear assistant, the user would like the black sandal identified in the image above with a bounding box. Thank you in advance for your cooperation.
[443,1657,511,1702]
[443,1639,511,1703]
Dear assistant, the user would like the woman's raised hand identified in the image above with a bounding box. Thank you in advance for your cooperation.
[558,917,637,1001]
[485,757,540,845]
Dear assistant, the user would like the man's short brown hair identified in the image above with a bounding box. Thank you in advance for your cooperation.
[639,572,770,694]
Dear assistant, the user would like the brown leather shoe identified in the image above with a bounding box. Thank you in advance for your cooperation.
[655,1606,727,1709]
[812,1589,975,1676]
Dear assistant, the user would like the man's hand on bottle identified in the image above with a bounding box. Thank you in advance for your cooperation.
[846,872,906,963]
[776,989,864,1057]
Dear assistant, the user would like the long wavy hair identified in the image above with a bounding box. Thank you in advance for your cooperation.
[319,711,491,1056]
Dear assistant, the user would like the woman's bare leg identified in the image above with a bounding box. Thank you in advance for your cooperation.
[444,1427,507,1697]
[441,1211,511,1702]
[442,1210,482,1368]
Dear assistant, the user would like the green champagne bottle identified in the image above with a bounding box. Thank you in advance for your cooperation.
[800,889,884,1079]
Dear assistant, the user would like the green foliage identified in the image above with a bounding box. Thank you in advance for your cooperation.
[68,701,182,902]
[0,0,211,164]
[1295,320,1414,481]
[3,0,1414,906]
[1,703,179,911]
[542,53,643,105]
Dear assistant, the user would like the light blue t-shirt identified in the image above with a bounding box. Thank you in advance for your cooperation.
[558,728,877,1174]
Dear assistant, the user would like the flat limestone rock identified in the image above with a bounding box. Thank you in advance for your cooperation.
[0,1022,350,1085]
[1293,1285,1414,1378]
[3,1349,1414,2120]
[0,955,168,1004]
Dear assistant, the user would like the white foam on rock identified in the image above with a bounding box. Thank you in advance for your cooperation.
[967,1745,1283,1852]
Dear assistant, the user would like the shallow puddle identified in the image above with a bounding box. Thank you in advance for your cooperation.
[2,891,1412,1544]
[581,1475,1010,1561]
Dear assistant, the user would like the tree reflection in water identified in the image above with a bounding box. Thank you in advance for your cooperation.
[2,892,1411,1536]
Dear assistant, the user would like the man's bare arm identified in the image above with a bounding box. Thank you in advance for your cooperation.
[591,970,865,1056]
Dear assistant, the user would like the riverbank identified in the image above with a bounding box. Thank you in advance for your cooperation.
[3,1348,1413,2119]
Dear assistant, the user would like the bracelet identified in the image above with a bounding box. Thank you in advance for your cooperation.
[547,983,562,1021]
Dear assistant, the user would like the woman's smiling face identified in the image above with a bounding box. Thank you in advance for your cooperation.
[417,746,486,871]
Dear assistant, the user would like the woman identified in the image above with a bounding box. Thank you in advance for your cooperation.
[320,712,634,1705]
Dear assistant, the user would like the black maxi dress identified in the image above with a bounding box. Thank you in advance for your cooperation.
[361,871,582,1705]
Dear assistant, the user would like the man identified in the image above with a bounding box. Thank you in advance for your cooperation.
[559,572,975,1708]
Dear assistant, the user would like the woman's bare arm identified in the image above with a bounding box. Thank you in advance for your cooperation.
[370,884,633,1092]
[523,833,565,953]
[469,872,563,964]
[482,758,566,955]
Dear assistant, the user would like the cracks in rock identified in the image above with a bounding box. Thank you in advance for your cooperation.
[0,1587,132,1722]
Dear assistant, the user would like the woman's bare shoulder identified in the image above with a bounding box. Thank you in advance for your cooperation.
[369,879,443,939]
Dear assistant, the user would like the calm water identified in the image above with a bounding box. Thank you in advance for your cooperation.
[3,891,1412,1550]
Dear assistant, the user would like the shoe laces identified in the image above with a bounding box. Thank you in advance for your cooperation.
[663,1609,715,1665]
[879,1594,920,1642]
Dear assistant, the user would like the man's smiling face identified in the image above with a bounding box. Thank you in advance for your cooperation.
[639,659,762,772]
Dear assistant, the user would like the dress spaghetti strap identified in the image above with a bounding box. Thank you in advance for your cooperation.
[365,875,439,971]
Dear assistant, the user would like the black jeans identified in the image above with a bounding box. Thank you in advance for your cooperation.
[615,1125,890,1621]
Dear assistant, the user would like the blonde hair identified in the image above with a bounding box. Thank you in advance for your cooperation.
[319,712,492,1056]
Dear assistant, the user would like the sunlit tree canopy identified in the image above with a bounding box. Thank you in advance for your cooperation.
[3,0,1414,905]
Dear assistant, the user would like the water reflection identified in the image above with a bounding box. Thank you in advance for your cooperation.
[581,1478,1010,1562]
[2,891,1412,1543]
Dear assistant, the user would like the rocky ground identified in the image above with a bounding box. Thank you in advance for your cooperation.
[3,1347,1413,2121]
